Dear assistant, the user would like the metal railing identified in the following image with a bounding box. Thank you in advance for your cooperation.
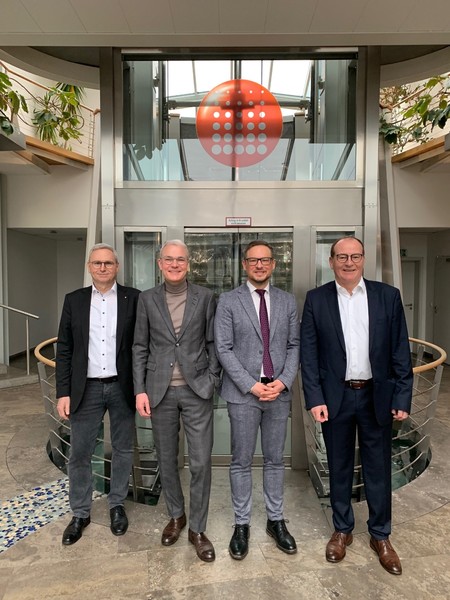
[304,338,447,499]
[0,304,39,375]
[35,336,448,503]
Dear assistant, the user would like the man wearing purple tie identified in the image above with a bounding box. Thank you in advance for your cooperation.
[214,240,300,560]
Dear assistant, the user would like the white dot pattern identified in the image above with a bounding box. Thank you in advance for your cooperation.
[197,79,282,167]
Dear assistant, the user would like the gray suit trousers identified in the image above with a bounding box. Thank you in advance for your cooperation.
[151,385,213,533]
[227,395,291,524]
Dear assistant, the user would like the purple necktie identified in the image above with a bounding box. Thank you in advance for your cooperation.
[256,289,274,379]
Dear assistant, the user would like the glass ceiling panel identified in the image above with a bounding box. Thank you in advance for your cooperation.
[167,61,194,96]
[194,61,231,94]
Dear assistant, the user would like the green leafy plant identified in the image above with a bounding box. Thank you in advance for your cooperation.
[380,75,450,152]
[0,71,28,135]
[32,83,85,148]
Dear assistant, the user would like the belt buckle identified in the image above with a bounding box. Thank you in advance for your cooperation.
[260,377,274,384]
[348,379,370,390]
[350,380,363,390]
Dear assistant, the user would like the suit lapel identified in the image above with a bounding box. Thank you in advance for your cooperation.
[154,284,177,338]
[81,286,92,359]
[178,283,199,339]
[365,279,378,352]
[116,284,126,354]
[269,286,280,341]
[238,284,262,340]
[325,281,346,352]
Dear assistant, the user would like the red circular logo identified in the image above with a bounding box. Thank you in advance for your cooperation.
[196,79,282,168]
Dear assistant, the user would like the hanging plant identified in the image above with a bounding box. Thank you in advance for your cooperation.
[380,75,450,152]
[0,71,28,135]
[32,83,85,148]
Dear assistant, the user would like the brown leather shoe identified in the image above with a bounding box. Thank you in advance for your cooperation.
[326,531,353,563]
[370,537,402,575]
[188,528,216,562]
[161,514,187,546]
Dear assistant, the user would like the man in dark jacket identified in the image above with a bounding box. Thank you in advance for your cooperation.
[300,236,412,576]
[56,243,139,545]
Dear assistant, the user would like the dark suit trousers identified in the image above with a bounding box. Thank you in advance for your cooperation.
[68,381,135,517]
[321,386,392,540]
[151,385,213,533]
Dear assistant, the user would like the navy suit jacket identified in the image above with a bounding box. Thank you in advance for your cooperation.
[56,283,140,413]
[300,278,413,426]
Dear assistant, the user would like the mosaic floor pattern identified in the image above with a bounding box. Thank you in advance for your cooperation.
[0,477,71,552]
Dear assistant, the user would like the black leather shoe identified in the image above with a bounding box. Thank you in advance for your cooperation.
[62,516,90,545]
[110,505,128,536]
[266,519,297,554]
[229,524,250,560]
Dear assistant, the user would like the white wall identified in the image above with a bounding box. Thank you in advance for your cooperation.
[6,166,92,229]
[7,230,58,355]
[394,166,450,228]
[6,234,87,356]
[5,164,93,355]
[56,239,86,320]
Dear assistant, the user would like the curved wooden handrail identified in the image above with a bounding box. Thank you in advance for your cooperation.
[34,337,57,368]
[410,337,447,373]
[35,336,447,374]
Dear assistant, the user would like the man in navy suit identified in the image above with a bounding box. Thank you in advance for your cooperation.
[215,240,300,560]
[300,236,412,576]
[56,243,140,545]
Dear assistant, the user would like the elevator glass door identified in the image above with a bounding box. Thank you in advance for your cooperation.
[184,228,294,465]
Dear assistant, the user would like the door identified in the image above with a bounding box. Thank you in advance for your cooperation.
[185,228,294,465]
[434,256,450,363]
[401,259,420,340]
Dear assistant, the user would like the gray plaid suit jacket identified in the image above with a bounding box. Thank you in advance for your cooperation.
[214,283,300,404]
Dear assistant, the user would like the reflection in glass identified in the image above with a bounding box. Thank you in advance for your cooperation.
[124,230,162,486]
[315,230,355,288]
[122,56,357,182]
[123,231,162,291]
[185,230,293,460]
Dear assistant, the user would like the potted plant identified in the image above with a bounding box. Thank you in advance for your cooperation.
[32,83,85,149]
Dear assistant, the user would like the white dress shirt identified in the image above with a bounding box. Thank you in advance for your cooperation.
[87,283,118,378]
[336,278,372,381]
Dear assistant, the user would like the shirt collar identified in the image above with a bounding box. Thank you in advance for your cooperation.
[335,278,366,297]
[92,281,117,296]
[247,281,270,294]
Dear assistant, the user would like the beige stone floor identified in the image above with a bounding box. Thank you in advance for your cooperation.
[0,368,449,600]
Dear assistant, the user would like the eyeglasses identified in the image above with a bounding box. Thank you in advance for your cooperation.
[160,256,189,265]
[89,261,117,269]
[334,253,364,263]
[244,257,274,266]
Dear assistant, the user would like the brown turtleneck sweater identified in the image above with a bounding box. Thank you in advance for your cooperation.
[165,279,188,386]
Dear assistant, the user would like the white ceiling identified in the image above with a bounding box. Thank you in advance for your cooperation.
[1,0,450,49]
